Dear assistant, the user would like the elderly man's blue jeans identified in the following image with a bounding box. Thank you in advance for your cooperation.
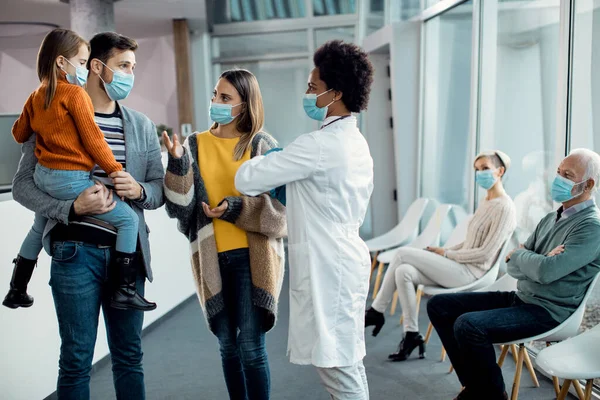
[50,240,145,400]
[427,291,558,399]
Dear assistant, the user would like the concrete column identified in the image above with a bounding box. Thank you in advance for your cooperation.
[60,0,116,40]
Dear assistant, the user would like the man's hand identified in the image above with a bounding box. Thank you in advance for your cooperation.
[109,171,143,200]
[426,246,445,256]
[73,182,116,216]
[202,201,228,219]
[547,244,565,257]
[506,244,525,263]
[163,131,183,159]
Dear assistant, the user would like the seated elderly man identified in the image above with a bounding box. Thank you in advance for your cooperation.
[427,148,600,400]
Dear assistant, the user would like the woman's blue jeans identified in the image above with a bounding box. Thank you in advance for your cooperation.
[211,248,271,400]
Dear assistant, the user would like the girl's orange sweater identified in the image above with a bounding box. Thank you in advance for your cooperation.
[12,78,123,174]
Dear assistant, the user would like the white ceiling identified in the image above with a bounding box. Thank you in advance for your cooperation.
[0,0,206,47]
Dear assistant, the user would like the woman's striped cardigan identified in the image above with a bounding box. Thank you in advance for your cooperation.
[164,132,287,332]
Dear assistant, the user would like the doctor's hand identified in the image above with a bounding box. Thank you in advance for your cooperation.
[163,131,183,159]
[426,246,445,256]
[202,201,228,219]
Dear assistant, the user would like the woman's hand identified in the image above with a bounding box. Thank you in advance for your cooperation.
[202,201,228,219]
[547,244,565,257]
[163,131,183,159]
[426,246,445,256]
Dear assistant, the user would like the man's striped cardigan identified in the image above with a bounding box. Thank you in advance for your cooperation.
[164,132,287,332]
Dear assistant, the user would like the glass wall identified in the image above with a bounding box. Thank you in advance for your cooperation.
[212,0,307,23]
[420,1,474,210]
[478,0,560,236]
[570,0,600,336]
[312,0,356,16]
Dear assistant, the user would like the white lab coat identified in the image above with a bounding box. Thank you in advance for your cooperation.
[235,115,374,368]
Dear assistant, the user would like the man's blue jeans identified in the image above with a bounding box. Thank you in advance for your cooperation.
[50,240,145,400]
[212,248,271,400]
[427,291,559,399]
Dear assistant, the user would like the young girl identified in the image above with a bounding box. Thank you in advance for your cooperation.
[2,28,155,312]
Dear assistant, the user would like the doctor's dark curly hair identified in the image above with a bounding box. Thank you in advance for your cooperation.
[313,40,374,113]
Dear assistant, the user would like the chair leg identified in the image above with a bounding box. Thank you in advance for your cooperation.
[440,346,447,362]
[424,322,433,344]
[584,379,593,400]
[522,349,539,387]
[573,380,585,400]
[510,344,519,364]
[497,345,510,367]
[448,364,454,374]
[399,315,403,325]
[372,262,385,299]
[370,251,379,279]
[552,377,561,397]
[390,291,398,315]
[557,380,572,400]
[510,344,525,400]
[415,285,423,313]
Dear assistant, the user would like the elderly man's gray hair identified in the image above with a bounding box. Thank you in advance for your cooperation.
[570,148,600,191]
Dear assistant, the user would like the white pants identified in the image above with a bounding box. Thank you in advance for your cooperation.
[316,360,369,400]
[371,247,476,332]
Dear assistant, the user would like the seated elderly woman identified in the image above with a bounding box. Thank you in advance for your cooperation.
[427,148,600,400]
[365,150,517,361]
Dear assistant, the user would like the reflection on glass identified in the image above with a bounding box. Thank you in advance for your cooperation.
[313,0,356,16]
[478,0,559,241]
[420,2,473,210]
[314,27,355,48]
[213,0,307,23]
[213,31,308,59]
[367,0,385,34]
[570,0,600,343]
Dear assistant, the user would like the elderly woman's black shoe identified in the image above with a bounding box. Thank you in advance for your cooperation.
[388,331,425,361]
[364,307,385,337]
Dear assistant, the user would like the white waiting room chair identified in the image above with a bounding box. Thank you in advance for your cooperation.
[497,272,600,400]
[366,198,430,295]
[419,232,515,362]
[536,323,600,400]
[372,203,455,301]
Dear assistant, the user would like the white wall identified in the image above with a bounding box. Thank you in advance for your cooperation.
[0,158,196,400]
[361,22,422,233]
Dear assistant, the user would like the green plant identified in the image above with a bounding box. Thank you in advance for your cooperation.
[156,124,173,139]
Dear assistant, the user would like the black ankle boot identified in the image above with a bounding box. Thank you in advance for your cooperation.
[388,331,426,361]
[365,307,385,337]
[3,255,36,309]
[110,252,156,312]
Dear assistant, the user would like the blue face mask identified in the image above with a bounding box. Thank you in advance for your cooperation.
[99,61,134,101]
[551,174,586,203]
[475,169,497,190]
[63,59,88,87]
[303,89,334,121]
[209,102,243,125]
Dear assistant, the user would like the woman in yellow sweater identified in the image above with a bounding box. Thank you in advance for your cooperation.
[3,29,154,312]
[163,69,286,400]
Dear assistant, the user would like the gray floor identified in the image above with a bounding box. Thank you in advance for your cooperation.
[86,273,565,400]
